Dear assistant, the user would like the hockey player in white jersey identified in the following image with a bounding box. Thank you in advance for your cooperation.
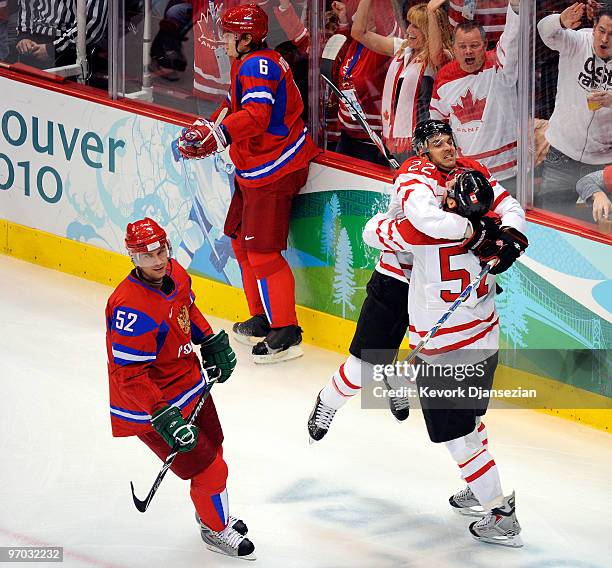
[363,170,528,547]
[308,119,522,442]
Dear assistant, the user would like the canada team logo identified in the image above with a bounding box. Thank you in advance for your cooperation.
[177,305,191,335]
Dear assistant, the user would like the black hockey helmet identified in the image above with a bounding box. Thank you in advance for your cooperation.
[446,170,494,219]
[413,119,454,154]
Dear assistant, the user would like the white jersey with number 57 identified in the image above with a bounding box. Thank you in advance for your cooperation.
[364,214,499,363]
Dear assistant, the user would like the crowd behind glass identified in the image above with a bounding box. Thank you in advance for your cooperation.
[1,0,611,233]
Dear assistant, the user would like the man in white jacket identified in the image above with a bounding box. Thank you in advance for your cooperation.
[537,2,612,218]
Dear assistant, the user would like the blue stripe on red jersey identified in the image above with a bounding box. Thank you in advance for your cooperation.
[267,78,289,137]
[238,56,282,81]
[236,127,307,180]
[112,343,157,366]
[109,373,206,423]
[241,86,275,105]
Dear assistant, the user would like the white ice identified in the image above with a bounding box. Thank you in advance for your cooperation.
[0,255,610,568]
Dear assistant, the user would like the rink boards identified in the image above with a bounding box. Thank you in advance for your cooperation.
[0,73,610,432]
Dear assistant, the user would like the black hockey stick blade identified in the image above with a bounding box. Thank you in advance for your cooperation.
[129,370,219,512]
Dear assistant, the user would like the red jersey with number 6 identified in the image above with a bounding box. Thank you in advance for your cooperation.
[213,48,320,188]
[105,260,213,437]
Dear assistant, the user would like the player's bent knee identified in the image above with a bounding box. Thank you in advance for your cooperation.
[445,427,482,463]
[191,450,228,492]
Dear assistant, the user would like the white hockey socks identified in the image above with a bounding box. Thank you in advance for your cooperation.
[446,426,503,511]
[476,417,488,447]
[320,355,371,410]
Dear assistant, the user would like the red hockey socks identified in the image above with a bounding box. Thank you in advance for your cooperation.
[190,449,229,532]
[247,250,297,328]
[231,238,265,317]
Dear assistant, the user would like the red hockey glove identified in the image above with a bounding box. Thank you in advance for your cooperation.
[178,118,229,160]
[478,226,529,275]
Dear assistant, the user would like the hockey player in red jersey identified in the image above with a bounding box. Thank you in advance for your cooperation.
[308,119,525,443]
[178,3,320,364]
[105,218,255,560]
[362,171,527,547]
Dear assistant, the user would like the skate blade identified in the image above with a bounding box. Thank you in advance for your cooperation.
[204,543,257,561]
[253,345,304,365]
[471,533,523,548]
[451,505,486,517]
[231,331,266,347]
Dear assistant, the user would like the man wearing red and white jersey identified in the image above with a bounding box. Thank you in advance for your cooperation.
[335,23,391,164]
[446,0,509,47]
[430,0,521,189]
[106,218,255,560]
[363,171,527,547]
[179,4,320,364]
[307,120,522,443]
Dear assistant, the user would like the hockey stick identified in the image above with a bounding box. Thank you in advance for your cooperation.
[130,367,221,513]
[402,259,496,366]
[321,34,401,170]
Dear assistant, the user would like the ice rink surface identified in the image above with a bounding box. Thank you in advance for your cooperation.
[1,255,611,568]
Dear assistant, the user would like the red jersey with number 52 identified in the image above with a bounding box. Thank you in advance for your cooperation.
[105,260,213,437]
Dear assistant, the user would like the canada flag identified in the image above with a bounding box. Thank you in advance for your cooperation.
[451,90,487,125]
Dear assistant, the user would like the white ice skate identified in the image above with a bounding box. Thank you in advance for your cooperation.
[199,521,256,560]
[469,491,523,547]
[449,485,485,517]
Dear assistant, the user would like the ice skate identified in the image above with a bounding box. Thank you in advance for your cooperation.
[252,325,303,364]
[196,512,248,535]
[199,520,256,560]
[308,392,337,443]
[449,485,485,517]
[469,492,523,547]
[232,314,270,346]
[383,378,410,422]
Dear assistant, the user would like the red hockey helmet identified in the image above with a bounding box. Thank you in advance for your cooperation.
[125,217,168,253]
[125,218,173,268]
[221,4,268,42]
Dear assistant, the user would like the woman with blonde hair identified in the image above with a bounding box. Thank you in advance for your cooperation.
[352,0,453,156]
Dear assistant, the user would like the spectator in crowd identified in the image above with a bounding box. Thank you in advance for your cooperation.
[0,0,8,61]
[16,0,107,70]
[576,164,612,223]
[446,0,509,48]
[351,0,453,158]
[430,0,521,193]
[536,1,612,218]
[334,1,394,165]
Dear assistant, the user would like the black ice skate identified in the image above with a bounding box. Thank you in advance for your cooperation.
[232,314,271,346]
[308,392,337,443]
[383,377,410,422]
[198,517,256,560]
[252,325,303,364]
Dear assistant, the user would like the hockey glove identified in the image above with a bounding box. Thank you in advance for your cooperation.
[200,330,237,383]
[484,227,529,275]
[463,216,502,255]
[151,405,198,452]
[178,118,230,160]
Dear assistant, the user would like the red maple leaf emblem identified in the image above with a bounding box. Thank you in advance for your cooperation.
[451,90,487,124]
